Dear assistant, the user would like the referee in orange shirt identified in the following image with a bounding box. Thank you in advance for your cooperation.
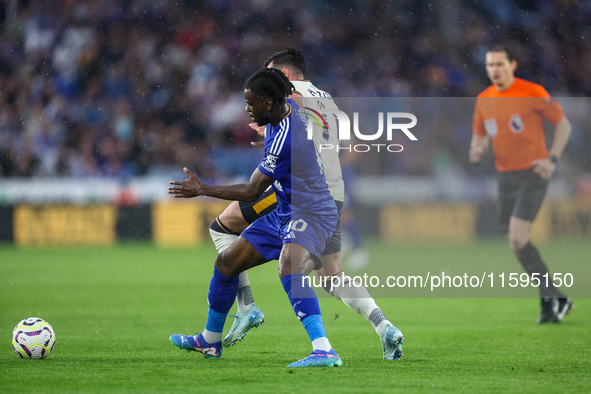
[470,45,573,324]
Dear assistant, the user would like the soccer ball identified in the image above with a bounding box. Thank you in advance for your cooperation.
[12,317,56,359]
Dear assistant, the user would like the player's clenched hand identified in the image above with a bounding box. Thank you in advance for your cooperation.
[469,145,487,164]
[249,122,265,147]
[531,158,555,181]
[168,167,202,198]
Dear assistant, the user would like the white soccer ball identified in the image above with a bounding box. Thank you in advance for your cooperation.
[12,317,56,359]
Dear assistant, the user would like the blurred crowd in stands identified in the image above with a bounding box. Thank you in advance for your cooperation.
[0,0,589,181]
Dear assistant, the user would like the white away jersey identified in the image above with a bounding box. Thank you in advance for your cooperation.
[291,80,345,202]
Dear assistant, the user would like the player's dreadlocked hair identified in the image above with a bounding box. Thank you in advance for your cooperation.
[245,68,295,108]
[263,48,306,77]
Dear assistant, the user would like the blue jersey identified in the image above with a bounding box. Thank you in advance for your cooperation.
[257,99,336,221]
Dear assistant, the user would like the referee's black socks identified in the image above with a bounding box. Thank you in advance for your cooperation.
[516,242,565,299]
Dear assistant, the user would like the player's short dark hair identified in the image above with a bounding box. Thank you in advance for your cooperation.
[263,48,306,77]
[487,45,514,62]
[245,68,295,108]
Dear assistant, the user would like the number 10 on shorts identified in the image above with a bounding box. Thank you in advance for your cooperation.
[288,219,308,239]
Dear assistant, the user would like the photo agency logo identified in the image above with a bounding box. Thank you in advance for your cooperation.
[304,108,418,152]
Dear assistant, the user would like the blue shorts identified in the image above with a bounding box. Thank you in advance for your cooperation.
[241,209,337,270]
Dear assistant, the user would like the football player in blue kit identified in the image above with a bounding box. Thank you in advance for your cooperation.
[168,68,342,367]
[211,49,403,360]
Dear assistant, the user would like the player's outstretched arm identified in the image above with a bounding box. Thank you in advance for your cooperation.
[168,167,274,202]
[469,134,490,164]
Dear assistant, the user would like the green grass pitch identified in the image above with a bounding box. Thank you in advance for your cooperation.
[0,240,589,393]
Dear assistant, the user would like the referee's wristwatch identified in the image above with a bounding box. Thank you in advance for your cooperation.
[549,154,558,164]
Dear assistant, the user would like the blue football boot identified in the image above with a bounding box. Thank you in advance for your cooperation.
[170,333,222,359]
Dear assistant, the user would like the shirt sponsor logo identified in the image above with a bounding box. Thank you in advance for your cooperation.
[262,154,278,173]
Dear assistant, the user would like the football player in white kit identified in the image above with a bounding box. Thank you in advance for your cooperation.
[208,48,404,360]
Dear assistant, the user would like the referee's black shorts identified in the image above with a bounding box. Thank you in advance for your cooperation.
[239,188,343,256]
[497,168,548,233]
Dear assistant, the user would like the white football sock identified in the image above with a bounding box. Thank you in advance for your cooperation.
[312,337,332,352]
[236,271,255,314]
[324,272,390,336]
[202,329,222,344]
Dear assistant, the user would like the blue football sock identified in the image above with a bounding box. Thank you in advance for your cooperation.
[281,273,327,342]
[205,267,239,334]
